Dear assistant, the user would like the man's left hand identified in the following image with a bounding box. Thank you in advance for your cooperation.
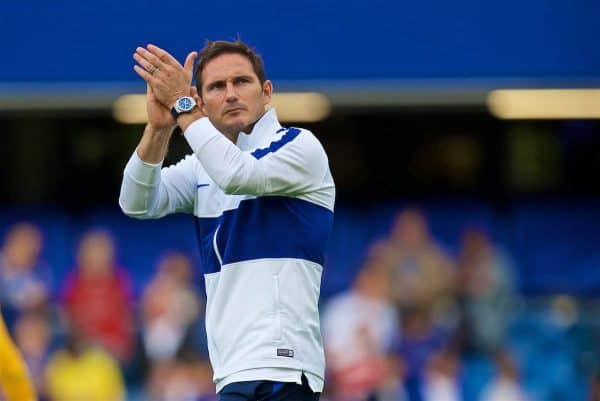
[133,44,197,109]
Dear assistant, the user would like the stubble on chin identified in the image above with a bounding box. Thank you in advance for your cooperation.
[211,119,246,142]
[225,116,259,137]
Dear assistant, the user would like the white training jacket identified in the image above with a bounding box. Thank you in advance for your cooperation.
[119,109,335,393]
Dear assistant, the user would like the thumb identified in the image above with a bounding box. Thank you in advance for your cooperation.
[190,86,200,103]
[183,51,197,77]
[190,86,204,114]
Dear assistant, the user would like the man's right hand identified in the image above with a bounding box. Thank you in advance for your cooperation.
[135,83,178,164]
[146,83,175,131]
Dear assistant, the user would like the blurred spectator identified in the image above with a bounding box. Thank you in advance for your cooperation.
[372,208,455,314]
[133,251,206,384]
[0,222,51,329]
[61,229,135,363]
[422,350,461,401]
[322,260,401,401]
[45,326,125,401]
[396,307,452,401]
[549,294,579,330]
[13,312,53,401]
[457,226,516,354]
[480,351,529,401]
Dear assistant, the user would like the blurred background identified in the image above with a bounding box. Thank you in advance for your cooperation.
[1,1,600,400]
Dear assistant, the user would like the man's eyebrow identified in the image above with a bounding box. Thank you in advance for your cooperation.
[206,75,255,86]
[206,79,225,88]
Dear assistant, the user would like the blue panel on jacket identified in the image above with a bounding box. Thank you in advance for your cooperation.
[219,196,333,267]
[195,197,333,273]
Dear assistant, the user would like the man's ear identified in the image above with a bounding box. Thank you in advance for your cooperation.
[262,80,273,106]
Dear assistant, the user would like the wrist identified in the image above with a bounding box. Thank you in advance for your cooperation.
[137,125,173,164]
[146,122,176,136]
[176,108,204,132]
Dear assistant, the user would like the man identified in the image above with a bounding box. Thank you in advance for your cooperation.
[0,308,37,401]
[119,40,335,401]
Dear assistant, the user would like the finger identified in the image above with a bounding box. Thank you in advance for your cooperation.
[133,53,157,74]
[183,51,197,76]
[135,47,163,70]
[147,44,179,65]
[133,65,153,82]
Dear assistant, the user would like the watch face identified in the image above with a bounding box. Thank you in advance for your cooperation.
[177,97,194,112]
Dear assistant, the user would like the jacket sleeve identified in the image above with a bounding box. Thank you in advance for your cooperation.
[183,118,330,196]
[0,310,37,401]
[118,151,197,219]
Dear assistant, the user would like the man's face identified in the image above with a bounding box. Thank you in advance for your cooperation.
[199,53,272,137]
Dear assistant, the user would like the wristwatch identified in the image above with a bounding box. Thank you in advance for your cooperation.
[170,96,197,120]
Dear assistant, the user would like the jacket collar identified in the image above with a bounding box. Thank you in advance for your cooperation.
[236,108,282,151]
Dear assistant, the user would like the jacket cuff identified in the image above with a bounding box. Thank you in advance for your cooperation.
[125,150,163,185]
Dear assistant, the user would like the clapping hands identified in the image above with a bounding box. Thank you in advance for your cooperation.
[133,44,200,129]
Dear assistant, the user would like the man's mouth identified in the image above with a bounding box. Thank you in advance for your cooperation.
[224,107,246,115]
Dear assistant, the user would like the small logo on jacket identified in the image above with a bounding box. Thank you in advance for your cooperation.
[277,348,294,358]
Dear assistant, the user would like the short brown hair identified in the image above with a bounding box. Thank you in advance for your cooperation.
[194,40,266,96]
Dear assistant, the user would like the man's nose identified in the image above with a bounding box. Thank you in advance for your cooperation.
[225,82,238,102]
